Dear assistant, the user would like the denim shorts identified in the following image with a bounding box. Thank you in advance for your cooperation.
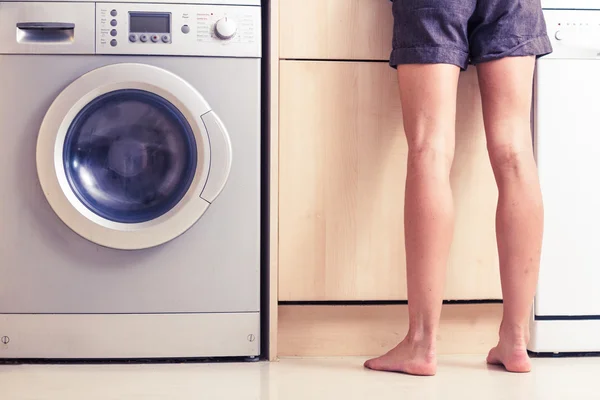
[390,0,553,70]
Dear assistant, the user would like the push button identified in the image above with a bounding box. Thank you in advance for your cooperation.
[140,34,148,42]
[110,9,117,17]
[151,34,159,43]
[110,29,117,37]
[161,34,170,43]
[110,19,117,27]
[181,25,190,34]
[129,34,138,42]
[110,39,117,47]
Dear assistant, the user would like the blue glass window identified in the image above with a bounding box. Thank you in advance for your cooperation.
[63,89,197,223]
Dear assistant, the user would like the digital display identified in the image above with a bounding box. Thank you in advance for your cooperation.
[129,12,170,33]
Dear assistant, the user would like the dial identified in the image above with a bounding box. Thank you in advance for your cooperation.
[214,17,237,40]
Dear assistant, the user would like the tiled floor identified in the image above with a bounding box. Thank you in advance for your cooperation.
[1,355,600,399]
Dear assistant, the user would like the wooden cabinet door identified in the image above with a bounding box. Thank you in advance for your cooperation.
[278,60,502,301]
[280,0,393,60]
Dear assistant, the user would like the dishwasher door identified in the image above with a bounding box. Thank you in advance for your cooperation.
[534,58,600,317]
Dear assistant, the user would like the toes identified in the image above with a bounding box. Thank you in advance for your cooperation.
[364,358,379,370]
[364,357,388,372]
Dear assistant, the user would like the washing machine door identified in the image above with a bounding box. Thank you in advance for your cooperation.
[36,63,232,250]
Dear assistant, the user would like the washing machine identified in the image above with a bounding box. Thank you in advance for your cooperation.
[0,0,262,359]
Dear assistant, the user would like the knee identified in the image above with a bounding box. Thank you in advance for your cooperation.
[406,138,454,172]
[487,143,531,178]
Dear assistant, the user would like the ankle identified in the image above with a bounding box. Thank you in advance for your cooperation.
[407,325,434,339]
[499,322,530,346]
[406,329,437,352]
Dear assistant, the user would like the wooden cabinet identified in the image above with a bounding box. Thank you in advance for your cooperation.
[278,60,502,301]
[280,0,393,60]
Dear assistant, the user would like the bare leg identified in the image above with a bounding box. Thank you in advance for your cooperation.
[364,64,459,376]
[477,56,543,373]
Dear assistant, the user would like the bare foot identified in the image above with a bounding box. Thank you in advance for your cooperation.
[486,340,531,373]
[364,338,437,376]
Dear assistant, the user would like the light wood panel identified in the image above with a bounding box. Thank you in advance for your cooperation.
[268,0,280,361]
[279,61,501,301]
[278,304,503,357]
[279,0,393,60]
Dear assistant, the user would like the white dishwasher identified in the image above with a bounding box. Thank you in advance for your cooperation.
[530,4,600,353]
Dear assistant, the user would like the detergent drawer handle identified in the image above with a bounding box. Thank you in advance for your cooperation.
[16,22,75,44]
[17,22,75,31]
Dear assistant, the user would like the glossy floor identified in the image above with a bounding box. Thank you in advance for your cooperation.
[1,355,599,399]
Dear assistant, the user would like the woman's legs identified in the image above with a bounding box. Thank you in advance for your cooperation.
[364,64,460,376]
[476,56,544,373]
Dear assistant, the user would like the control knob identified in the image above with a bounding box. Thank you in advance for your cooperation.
[215,17,237,40]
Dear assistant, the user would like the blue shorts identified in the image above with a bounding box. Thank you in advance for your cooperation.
[390,0,553,70]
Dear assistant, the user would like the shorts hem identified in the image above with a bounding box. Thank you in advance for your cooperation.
[470,35,553,65]
[389,47,469,70]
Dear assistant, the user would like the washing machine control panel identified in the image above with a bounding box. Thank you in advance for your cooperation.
[96,3,261,57]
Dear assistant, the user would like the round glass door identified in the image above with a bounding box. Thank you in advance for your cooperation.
[63,89,197,224]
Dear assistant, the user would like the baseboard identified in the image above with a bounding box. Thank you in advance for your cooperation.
[278,303,502,357]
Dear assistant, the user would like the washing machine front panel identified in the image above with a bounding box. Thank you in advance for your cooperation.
[37,63,233,250]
